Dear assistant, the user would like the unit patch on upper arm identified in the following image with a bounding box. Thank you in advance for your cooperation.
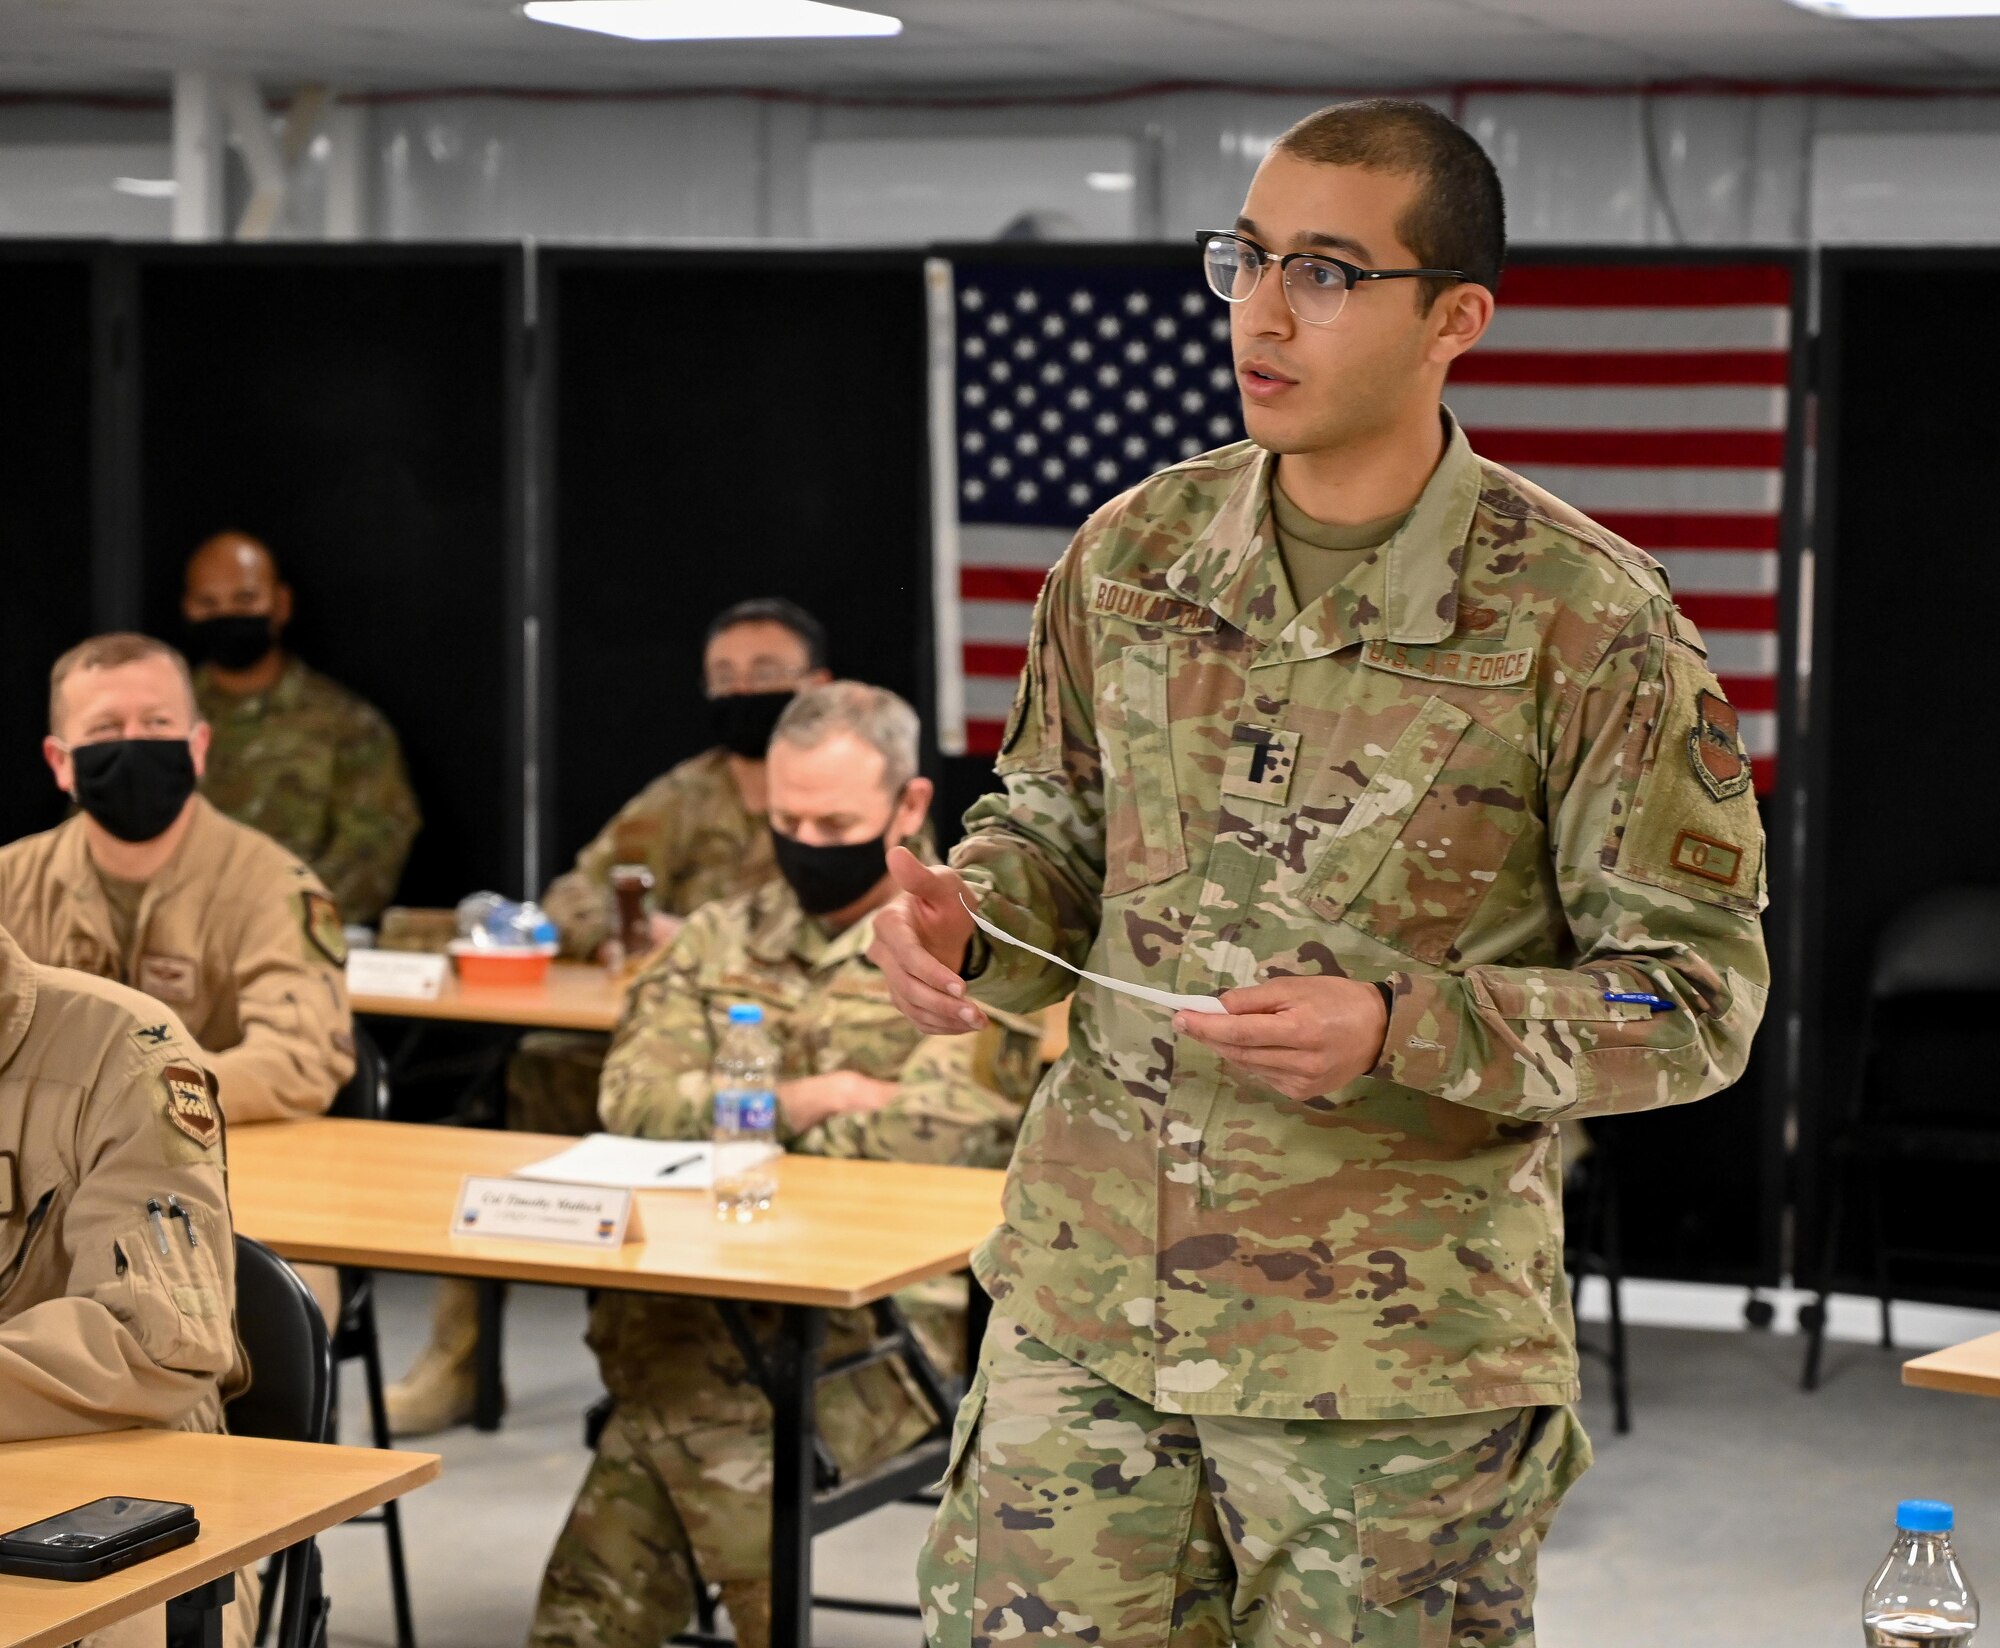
[303,889,348,965]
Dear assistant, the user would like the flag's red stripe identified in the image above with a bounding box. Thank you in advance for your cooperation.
[1499,264,1792,308]
[964,642,1029,677]
[961,565,1050,602]
[1454,349,1789,388]
[1592,511,1780,550]
[964,718,1007,758]
[1752,755,1776,794]
[1467,428,1784,468]
[1676,593,1778,630]
[1716,674,1777,712]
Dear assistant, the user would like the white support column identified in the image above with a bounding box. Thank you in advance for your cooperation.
[218,74,286,240]
[323,101,368,240]
[170,69,226,240]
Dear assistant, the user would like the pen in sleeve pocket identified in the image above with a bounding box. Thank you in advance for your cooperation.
[166,1194,198,1248]
[145,1198,171,1255]
[1602,991,1677,1012]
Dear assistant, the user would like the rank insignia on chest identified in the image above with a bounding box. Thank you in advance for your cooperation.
[162,1064,219,1149]
[302,890,348,965]
[1221,724,1300,804]
[1688,689,1752,802]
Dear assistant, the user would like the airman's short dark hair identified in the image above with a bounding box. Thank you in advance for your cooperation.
[1275,99,1506,306]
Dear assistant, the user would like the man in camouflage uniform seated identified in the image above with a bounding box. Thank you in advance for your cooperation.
[183,530,420,928]
[387,599,833,1435]
[871,101,1769,1646]
[527,682,1041,1648]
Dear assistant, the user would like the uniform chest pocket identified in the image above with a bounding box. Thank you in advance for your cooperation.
[1098,641,1189,897]
[1302,696,1538,965]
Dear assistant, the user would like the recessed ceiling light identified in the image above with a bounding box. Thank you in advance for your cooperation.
[522,0,902,40]
[1787,0,2000,16]
[1087,172,1136,192]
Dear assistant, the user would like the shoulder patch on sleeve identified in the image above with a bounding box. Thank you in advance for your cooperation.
[162,1063,220,1149]
[303,889,348,965]
[1604,643,1764,913]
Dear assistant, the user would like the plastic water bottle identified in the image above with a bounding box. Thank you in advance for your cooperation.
[1865,1501,1979,1645]
[712,1004,779,1223]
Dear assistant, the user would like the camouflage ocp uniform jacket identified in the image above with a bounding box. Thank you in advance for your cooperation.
[196,657,420,926]
[954,416,1770,1423]
[589,875,1044,1405]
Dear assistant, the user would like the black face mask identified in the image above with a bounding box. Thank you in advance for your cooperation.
[770,816,900,917]
[707,690,795,760]
[186,614,277,672]
[68,739,199,844]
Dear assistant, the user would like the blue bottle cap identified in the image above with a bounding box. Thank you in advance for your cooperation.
[1898,1500,1954,1533]
[727,1004,764,1025]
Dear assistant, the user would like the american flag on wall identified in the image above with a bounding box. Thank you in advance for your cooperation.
[929,256,1793,791]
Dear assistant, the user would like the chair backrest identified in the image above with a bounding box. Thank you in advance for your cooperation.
[328,1023,389,1123]
[1870,887,2000,1001]
[227,1236,333,1445]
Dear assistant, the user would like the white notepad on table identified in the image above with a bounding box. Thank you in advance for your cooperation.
[512,1132,776,1192]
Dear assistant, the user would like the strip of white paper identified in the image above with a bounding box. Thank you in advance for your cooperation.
[963,896,1226,1015]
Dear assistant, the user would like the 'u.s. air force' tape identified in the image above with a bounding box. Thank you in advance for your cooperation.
[961,896,1226,1016]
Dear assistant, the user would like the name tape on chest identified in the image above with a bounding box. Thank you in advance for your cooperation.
[1361,638,1535,690]
[1090,576,1216,634]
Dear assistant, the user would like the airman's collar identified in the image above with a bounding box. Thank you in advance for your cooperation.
[1164,412,1481,658]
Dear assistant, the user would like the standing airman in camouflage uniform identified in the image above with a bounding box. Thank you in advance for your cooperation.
[528,683,1042,1648]
[871,101,1768,1647]
[388,600,835,1434]
[184,531,421,928]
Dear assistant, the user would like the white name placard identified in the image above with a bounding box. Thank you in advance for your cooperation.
[450,1176,641,1248]
[346,949,449,1000]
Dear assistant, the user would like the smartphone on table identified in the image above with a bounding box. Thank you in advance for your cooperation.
[0,1496,199,1581]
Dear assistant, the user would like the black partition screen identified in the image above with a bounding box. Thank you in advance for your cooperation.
[537,249,930,887]
[130,246,523,909]
[0,248,98,846]
[1800,250,2000,1304]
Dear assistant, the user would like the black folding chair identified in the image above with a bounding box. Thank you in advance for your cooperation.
[1801,886,2000,1389]
[225,1237,334,1648]
[324,1025,418,1648]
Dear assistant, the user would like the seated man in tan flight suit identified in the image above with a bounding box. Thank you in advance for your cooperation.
[0,921,258,1648]
[387,598,834,1435]
[0,633,354,1314]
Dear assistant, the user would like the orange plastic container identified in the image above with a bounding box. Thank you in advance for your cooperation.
[448,945,553,988]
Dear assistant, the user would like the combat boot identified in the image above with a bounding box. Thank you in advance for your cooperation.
[718,1579,771,1648]
[385,1277,491,1437]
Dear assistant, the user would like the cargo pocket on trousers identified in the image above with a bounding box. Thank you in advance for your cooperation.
[930,1369,987,1492]
[1353,1407,1588,1641]
[1099,642,1188,897]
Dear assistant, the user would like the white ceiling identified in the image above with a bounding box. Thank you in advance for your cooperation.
[5,0,2000,95]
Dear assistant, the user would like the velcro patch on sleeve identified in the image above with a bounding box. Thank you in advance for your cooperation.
[303,889,348,965]
[1090,575,1217,634]
[162,1064,220,1149]
[1361,638,1535,690]
[1669,829,1743,887]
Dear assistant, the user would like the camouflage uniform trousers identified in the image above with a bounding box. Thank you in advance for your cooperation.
[529,1295,948,1648]
[506,1033,609,1136]
[919,1315,1592,1648]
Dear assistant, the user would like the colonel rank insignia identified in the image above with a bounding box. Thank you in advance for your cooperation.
[302,890,348,965]
[1688,688,1753,802]
[162,1064,219,1148]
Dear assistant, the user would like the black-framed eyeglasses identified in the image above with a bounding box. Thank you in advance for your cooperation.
[1194,230,1467,327]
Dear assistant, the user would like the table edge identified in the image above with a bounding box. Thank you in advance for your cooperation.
[2,1451,438,1648]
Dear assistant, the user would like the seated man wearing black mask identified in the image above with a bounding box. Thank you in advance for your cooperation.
[389,597,835,1434]
[184,530,421,928]
[526,681,1041,1648]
